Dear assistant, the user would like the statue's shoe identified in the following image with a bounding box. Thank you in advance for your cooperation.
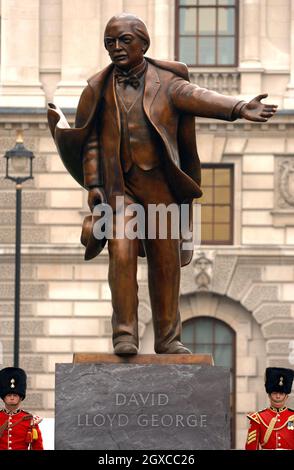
[156,341,191,354]
[114,342,138,356]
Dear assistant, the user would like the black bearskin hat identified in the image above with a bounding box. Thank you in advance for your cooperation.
[265,367,294,394]
[0,367,27,400]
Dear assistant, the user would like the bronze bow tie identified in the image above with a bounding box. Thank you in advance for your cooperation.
[115,73,141,89]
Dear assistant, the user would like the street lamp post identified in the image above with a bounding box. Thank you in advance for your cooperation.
[4,131,34,368]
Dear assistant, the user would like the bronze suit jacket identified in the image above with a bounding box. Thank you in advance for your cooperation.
[48,57,244,265]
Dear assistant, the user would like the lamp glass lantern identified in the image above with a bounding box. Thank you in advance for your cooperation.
[4,131,34,184]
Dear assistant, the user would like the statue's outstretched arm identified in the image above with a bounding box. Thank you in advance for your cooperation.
[169,78,277,122]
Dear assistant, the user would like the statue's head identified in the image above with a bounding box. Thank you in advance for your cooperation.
[104,13,150,70]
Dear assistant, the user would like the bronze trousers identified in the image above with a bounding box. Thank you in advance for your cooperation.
[108,164,182,353]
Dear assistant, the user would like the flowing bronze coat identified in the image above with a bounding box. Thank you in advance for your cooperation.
[48,57,243,265]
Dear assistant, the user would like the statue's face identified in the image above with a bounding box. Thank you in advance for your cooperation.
[104,20,146,70]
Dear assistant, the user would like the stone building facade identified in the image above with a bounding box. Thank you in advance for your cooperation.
[0,0,294,449]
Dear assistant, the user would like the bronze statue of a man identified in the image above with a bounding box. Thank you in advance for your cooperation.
[48,13,277,356]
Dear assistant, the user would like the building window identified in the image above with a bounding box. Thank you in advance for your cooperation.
[198,164,234,245]
[182,316,236,447]
[176,0,238,66]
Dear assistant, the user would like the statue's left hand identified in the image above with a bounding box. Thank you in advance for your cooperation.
[240,94,278,122]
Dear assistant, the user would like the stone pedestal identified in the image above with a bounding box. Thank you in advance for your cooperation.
[55,354,230,450]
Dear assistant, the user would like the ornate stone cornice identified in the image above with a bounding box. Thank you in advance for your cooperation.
[0,110,294,131]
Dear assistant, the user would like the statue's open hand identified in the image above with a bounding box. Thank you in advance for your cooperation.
[240,94,278,122]
[88,187,106,212]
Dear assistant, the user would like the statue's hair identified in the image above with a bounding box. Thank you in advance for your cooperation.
[104,13,150,53]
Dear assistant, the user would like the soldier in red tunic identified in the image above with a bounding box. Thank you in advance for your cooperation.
[0,367,43,450]
[245,367,294,450]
